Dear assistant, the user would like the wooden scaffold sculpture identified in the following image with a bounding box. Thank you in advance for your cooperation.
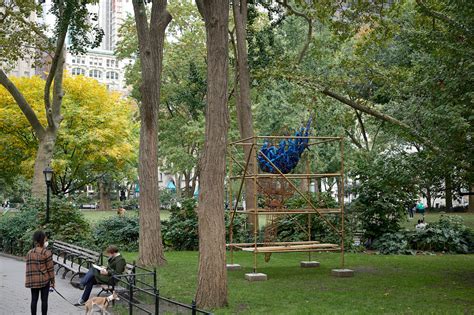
[226,119,353,280]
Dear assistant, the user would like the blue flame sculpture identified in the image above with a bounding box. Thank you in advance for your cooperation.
[258,118,312,174]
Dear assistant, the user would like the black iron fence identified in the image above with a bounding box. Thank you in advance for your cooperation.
[113,266,211,315]
[0,240,211,314]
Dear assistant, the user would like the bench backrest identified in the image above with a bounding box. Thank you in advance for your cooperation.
[54,240,100,257]
[52,241,101,263]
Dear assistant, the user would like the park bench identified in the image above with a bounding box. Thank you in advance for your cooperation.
[51,240,102,283]
[51,240,136,296]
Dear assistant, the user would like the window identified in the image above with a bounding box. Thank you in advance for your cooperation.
[72,68,85,76]
[106,71,118,80]
[106,59,111,67]
[89,69,102,78]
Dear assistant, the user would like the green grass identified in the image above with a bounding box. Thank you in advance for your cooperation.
[401,212,474,230]
[81,209,170,225]
[120,251,474,314]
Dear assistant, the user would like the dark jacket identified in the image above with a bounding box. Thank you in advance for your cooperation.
[25,247,55,288]
[94,254,126,284]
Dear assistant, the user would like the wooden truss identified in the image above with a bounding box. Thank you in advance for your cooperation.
[227,135,346,273]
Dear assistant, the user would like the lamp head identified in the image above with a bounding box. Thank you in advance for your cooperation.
[43,166,54,184]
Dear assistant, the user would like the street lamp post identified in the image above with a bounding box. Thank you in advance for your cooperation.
[43,167,54,224]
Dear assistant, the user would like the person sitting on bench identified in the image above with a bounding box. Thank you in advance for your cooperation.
[76,245,126,305]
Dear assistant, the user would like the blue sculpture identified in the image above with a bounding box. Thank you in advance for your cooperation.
[258,118,312,174]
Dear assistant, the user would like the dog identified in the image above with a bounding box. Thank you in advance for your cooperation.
[84,291,119,315]
[117,207,126,217]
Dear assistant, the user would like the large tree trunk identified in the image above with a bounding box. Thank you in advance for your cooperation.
[232,0,257,226]
[1,41,65,198]
[98,179,111,211]
[132,0,171,266]
[195,0,229,309]
[31,130,57,196]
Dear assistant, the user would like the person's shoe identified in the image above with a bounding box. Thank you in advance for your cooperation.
[74,299,85,306]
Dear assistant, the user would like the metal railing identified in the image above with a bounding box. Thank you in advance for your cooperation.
[112,266,211,315]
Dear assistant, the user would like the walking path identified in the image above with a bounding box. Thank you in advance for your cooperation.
[0,254,101,315]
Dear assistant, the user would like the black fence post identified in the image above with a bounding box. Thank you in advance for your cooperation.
[129,278,134,315]
[192,300,197,315]
[133,261,136,286]
[153,267,159,315]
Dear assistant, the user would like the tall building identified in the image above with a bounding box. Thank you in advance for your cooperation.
[66,0,134,94]
[4,0,134,95]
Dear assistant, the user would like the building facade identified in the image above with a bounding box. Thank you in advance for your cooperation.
[4,0,134,95]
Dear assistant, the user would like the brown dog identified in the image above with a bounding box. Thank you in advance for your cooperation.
[117,207,126,217]
[84,291,119,315]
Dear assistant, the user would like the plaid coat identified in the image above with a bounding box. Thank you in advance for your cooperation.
[25,247,55,288]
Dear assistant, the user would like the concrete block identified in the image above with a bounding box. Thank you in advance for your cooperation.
[331,268,354,277]
[245,273,268,281]
[300,261,320,268]
[226,264,241,270]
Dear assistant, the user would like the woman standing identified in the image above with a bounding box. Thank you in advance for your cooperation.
[25,230,55,315]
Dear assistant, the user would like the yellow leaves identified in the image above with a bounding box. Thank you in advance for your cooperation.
[0,73,139,179]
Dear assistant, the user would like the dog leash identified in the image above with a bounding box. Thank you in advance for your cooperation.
[51,287,84,309]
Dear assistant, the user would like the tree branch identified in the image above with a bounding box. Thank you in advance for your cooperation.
[262,69,439,152]
[0,69,46,139]
[415,0,473,38]
[44,23,68,129]
[321,88,438,151]
[276,0,313,64]
[355,109,369,150]
[344,129,363,149]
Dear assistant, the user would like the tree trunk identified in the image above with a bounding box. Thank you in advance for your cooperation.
[184,172,192,197]
[132,0,171,266]
[232,0,257,226]
[445,175,453,211]
[2,42,65,198]
[98,179,111,211]
[176,174,182,199]
[31,130,57,197]
[195,0,229,309]
[425,186,432,209]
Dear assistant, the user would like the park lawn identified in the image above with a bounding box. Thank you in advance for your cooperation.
[120,251,474,314]
[81,209,170,225]
[401,212,474,230]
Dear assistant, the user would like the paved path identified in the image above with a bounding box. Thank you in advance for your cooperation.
[0,254,103,315]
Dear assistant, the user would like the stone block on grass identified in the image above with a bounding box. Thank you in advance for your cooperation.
[245,273,267,281]
[300,261,320,268]
[331,268,354,277]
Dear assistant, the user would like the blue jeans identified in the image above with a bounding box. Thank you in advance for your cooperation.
[80,269,97,302]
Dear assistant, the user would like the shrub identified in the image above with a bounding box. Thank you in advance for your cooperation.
[350,153,417,244]
[273,193,353,248]
[372,215,473,254]
[0,197,92,255]
[162,198,199,250]
[162,198,251,250]
[93,216,139,252]
[373,232,413,255]
[409,215,472,253]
